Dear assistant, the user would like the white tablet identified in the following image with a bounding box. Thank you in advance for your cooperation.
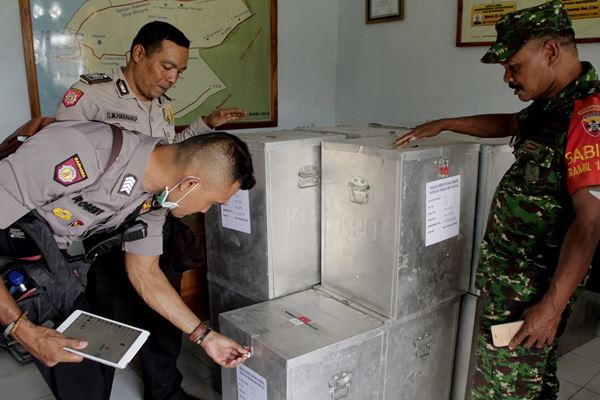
[56,309,150,369]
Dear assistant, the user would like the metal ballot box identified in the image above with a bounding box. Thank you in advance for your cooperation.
[319,287,462,400]
[321,136,479,319]
[220,289,387,400]
[451,293,481,400]
[208,280,256,330]
[419,132,514,293]
[427,136,513,400]
[295,124,409,139]
[205,130,344,302]
[220,288,461,400]
[470,139,514,293]
[382,296,461,400]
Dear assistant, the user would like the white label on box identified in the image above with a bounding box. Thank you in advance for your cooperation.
[237,364,267,400]
[425,175,461,246]
[221,190,251,234]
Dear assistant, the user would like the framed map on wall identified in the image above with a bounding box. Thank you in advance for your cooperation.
[19,0,278,129]
[457,0,600,46]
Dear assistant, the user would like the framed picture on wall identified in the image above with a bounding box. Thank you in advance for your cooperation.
[366,0,404,24]
[18,0,278,130]
[457,0,600,46]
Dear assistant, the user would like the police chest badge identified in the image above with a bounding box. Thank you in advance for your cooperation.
[62,88,83,107]
[163,104,174,125]
[54,154,88,186]
[117,79,129,96]
[52,207,72,221]
[140,196,154,213]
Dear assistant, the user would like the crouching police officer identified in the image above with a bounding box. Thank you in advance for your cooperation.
[55,21,248,400]
[0,120,254,400]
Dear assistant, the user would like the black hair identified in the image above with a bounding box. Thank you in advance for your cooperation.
[177,132,256,190]
[130,21,190,56]
[540,28,576,47]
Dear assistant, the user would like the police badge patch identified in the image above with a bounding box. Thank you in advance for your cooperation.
[582,112,600,137]
[54,154,88,186]
[69,219,86,227]
[62,88,84,107]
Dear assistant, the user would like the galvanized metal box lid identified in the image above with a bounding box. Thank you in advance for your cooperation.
[234,130,345,152]
[220,289,387,399]
[294,125,410,139]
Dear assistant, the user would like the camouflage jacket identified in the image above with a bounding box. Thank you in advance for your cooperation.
[477,62,600,303]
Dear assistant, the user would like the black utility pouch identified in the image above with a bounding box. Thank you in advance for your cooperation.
[0,212,92,329]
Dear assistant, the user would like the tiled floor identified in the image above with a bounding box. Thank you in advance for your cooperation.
[2,337,600,399]
[558,337,600,400]
[0,335,221,400]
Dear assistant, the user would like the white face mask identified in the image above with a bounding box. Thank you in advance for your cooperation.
[155,176,199,209]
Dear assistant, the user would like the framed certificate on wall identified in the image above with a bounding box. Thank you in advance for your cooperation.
[457,0,600,46]
[366,0,404,24]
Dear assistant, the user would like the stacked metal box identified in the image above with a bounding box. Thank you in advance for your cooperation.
[448,136,514,400]
[205,130,344,330]
[320,136,479,319]
[321,135,478,399]
[220,134,481,399]
[220,289,388,399]
[221,288,461,400]
[294,124,409,139]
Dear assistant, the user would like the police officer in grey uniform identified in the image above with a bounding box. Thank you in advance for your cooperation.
[55,21,247,400]
[0,120,254,400]
[55,23,247,144]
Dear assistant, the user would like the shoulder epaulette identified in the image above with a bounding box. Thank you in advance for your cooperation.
[80,73,112,85]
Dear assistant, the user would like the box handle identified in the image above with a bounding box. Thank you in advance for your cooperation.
[348,176,369,204]
[298,165,320,188]
[329,371,353,399]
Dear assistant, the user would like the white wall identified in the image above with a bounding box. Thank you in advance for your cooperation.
[0,1,31,137]
[335,0,600,127]
[276,0,338,130]
[0,0,339,139]
[4,0,600,138]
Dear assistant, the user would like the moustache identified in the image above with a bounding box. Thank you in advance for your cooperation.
[509,83,522,90]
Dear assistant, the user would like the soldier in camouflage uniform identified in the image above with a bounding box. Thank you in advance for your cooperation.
[396,1,600,398]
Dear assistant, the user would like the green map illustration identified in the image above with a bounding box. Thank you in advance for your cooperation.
[29,0,273,125]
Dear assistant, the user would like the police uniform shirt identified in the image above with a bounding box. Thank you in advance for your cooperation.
[55,68,212,143]
[0,120,167,256]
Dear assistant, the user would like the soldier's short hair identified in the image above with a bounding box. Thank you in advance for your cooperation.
[176,132,256,191]
[130,21,190,56]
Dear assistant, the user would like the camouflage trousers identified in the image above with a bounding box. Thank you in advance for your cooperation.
[470,318,559,399]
